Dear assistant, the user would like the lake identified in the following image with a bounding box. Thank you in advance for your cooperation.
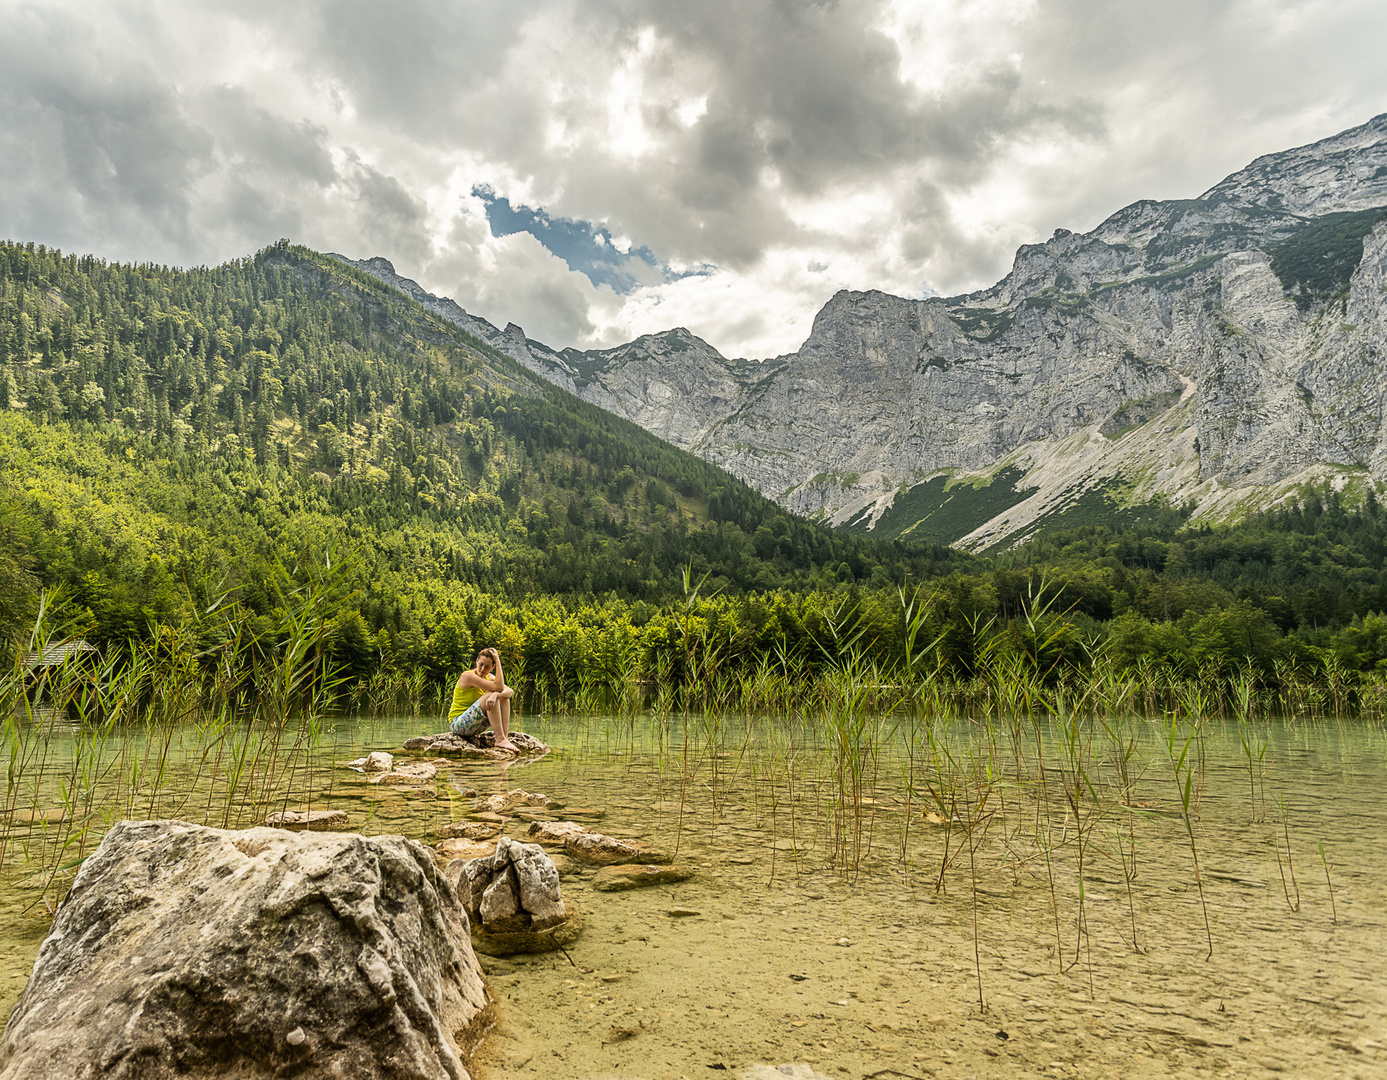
[1,709,1383,1078]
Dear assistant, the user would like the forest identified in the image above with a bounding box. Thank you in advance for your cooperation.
[4,237,1387,709]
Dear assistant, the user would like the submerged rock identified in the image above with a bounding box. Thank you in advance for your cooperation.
[262,808,348,831]
[441,821,502,840]
[447,836,578,955]
[346,750,394,772]
[591,864,695,892]
[526,820,589,846]
[476,789,552,814]
[0,819,490,1080]
[565,831,671,867]
[376,762,438,785]
[403,731,551,758]
[436,837,497,863]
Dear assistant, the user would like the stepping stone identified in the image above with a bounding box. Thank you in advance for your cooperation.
[264,809,349,831]
[591,864,694,892]
[527,820,589,845]
[439,821,501,840]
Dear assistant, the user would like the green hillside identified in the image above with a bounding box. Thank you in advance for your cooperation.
[0,239,965,662]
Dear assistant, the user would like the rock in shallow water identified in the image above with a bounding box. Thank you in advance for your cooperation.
[262,808,348,830]
[476,789,552,814]
[447,837,577,955]
[591,864,696,892]
[0,819,490,1080]
[565,831,671,866]
[403,731,551,758]
[526,820,589,845]
[346,750,394,772]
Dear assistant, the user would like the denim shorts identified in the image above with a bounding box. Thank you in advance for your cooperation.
[449,699,488,736]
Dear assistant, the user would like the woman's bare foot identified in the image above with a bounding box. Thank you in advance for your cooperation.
[494,739,519,754]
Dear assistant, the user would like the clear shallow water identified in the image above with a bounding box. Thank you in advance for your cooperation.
[1,710,1384,1078]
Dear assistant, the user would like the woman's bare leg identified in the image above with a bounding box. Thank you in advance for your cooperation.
[487,690,517,751]
[499,687,515,741]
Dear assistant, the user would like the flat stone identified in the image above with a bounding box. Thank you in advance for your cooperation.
[526,820,589,846]
[591,864,695,892]
[376,762,437,785]
[403,731,551,758]
[476,790,551,814]
[436,838,497,863]
[346,751,393,773]
[439,821,501,840]
[263,809,349,831]
[565,832,671,867]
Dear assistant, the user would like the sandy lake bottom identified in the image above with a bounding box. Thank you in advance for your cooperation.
[1,712,1384,1079]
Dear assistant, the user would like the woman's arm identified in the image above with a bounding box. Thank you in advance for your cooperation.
[459,670,501,692]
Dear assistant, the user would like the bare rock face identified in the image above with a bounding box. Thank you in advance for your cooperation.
[342,117,1387,547]
[0,819,490,1080]
[448,837,577,955]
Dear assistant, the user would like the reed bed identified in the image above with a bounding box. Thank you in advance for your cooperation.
[1,579,1374,1012]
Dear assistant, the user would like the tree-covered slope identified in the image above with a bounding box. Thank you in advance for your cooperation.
[0,239,965,651]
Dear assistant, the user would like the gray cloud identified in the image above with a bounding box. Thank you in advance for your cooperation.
[0,0,1383,355]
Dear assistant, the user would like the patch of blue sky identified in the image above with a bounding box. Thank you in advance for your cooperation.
[474,186,708,293]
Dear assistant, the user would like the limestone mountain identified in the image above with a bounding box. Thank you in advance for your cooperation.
[339,113,1387,549]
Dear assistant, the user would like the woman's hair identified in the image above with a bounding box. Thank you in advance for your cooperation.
[475,648,497,664]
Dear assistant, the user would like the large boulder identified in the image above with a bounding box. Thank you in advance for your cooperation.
[0,820,490,1080]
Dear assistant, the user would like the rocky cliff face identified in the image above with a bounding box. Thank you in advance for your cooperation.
[339,114,1387,548]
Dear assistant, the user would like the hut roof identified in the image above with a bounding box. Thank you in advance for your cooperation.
[22,641,100,668]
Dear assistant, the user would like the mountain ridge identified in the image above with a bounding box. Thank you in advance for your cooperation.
[337,112,1387,549]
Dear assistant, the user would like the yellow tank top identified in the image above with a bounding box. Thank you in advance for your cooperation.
[450,681,482,718]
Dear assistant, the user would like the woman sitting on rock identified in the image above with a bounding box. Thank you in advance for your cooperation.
[449,647,518,753]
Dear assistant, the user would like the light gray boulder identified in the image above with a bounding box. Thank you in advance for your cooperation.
[446,836,576,955]
[0,819,490,1080]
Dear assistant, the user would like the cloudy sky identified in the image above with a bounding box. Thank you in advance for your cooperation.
[2,0,1385,358]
